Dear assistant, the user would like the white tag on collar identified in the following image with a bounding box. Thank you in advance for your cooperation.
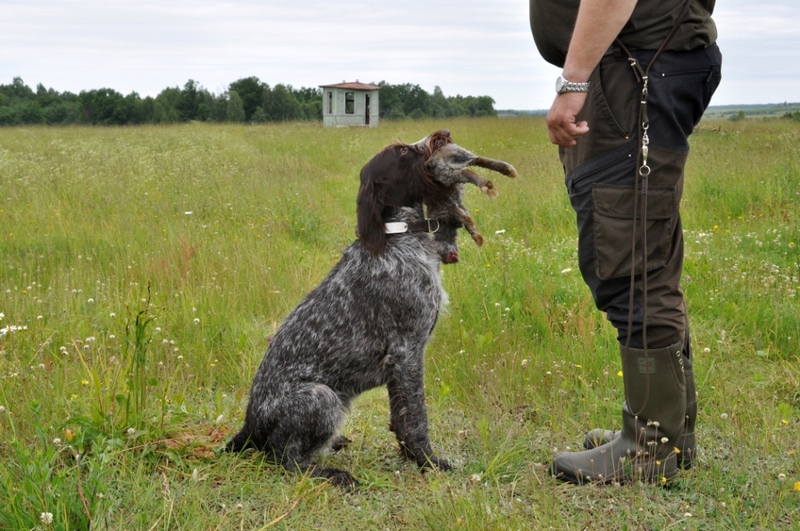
[384,222,409,234]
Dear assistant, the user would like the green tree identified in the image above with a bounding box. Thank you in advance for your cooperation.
[137,96,157,123]
[176,79,201,121]
[4,77,34,100]
[79,88,134,125]
[43,101,82,124]
[377,81,406,119]
[226,90,246,122]
[155,87,181,122]
[431,86,451,117]
[251,106,269,123]
[229,77,265,122]
[405,84,432,116]
[211,95,228,122]
[266,84,301,121]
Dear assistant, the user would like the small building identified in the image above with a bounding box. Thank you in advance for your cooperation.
[320,81,380,127]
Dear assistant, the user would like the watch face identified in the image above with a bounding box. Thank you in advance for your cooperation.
[555,76,565,93]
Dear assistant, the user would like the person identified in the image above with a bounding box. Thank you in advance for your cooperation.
[529,0,722,484]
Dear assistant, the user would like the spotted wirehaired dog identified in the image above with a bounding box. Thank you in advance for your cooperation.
[226,131,516,486]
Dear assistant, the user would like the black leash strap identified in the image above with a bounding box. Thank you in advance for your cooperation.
[615,0,694,416]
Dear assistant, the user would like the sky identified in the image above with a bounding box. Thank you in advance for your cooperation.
[2,0,799,111]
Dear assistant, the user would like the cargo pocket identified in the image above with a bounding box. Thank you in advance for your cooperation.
[592,184,679,280]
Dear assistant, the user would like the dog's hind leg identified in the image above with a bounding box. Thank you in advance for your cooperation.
[268,383,359,487]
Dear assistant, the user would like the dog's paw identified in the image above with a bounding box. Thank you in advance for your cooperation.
[329,434,352,452]
[420,455,452,472]
[312,466,360,489]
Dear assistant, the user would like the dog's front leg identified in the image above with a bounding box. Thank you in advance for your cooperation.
[387,359,451,472]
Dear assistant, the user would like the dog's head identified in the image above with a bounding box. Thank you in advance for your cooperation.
[356,129,454,256]
[356,130,517,259]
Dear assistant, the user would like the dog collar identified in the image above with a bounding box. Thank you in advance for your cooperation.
[384,220,441,234]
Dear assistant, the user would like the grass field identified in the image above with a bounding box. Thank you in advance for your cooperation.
[1,116,798,530]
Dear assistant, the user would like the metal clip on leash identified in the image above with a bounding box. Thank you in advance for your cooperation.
[639,77,651,196]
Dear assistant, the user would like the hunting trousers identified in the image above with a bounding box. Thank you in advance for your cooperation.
[561,44,722,349]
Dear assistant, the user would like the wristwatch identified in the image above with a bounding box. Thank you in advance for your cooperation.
[555,75,590,94]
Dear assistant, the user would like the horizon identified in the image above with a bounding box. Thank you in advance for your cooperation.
[5,75,799,117]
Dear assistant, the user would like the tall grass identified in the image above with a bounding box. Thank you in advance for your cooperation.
[1,117,798,529]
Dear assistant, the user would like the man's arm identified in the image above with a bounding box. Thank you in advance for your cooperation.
[546,0,637,147]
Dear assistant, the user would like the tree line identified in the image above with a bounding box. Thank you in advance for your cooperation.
[0,77,496,126]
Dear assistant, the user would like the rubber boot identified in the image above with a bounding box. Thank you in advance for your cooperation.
[584,347,696,469]
[550,341,686,484]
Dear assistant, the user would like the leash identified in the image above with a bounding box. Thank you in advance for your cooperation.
[615,0,694,417]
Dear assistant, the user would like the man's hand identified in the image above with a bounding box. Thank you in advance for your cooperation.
[543,0,637,147]
[546,92,590,146]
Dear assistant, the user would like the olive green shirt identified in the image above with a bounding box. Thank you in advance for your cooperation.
[530,0,717,67]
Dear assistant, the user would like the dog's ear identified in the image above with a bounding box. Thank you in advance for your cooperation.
[356,165,386,256]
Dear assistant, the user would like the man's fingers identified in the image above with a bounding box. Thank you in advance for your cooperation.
[545,92,590,146]
[548,120,589,146]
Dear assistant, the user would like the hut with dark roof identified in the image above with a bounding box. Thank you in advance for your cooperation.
[319,81,380,127]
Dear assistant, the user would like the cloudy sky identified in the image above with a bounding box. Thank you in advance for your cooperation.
[3,0,798,110]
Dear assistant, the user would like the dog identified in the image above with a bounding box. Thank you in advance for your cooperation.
[226,131,516,486]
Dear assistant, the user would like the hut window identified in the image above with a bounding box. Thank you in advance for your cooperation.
[345,92,355,114]
[327,91,333,114]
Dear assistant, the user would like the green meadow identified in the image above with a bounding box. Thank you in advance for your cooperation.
[1,117,798,529]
